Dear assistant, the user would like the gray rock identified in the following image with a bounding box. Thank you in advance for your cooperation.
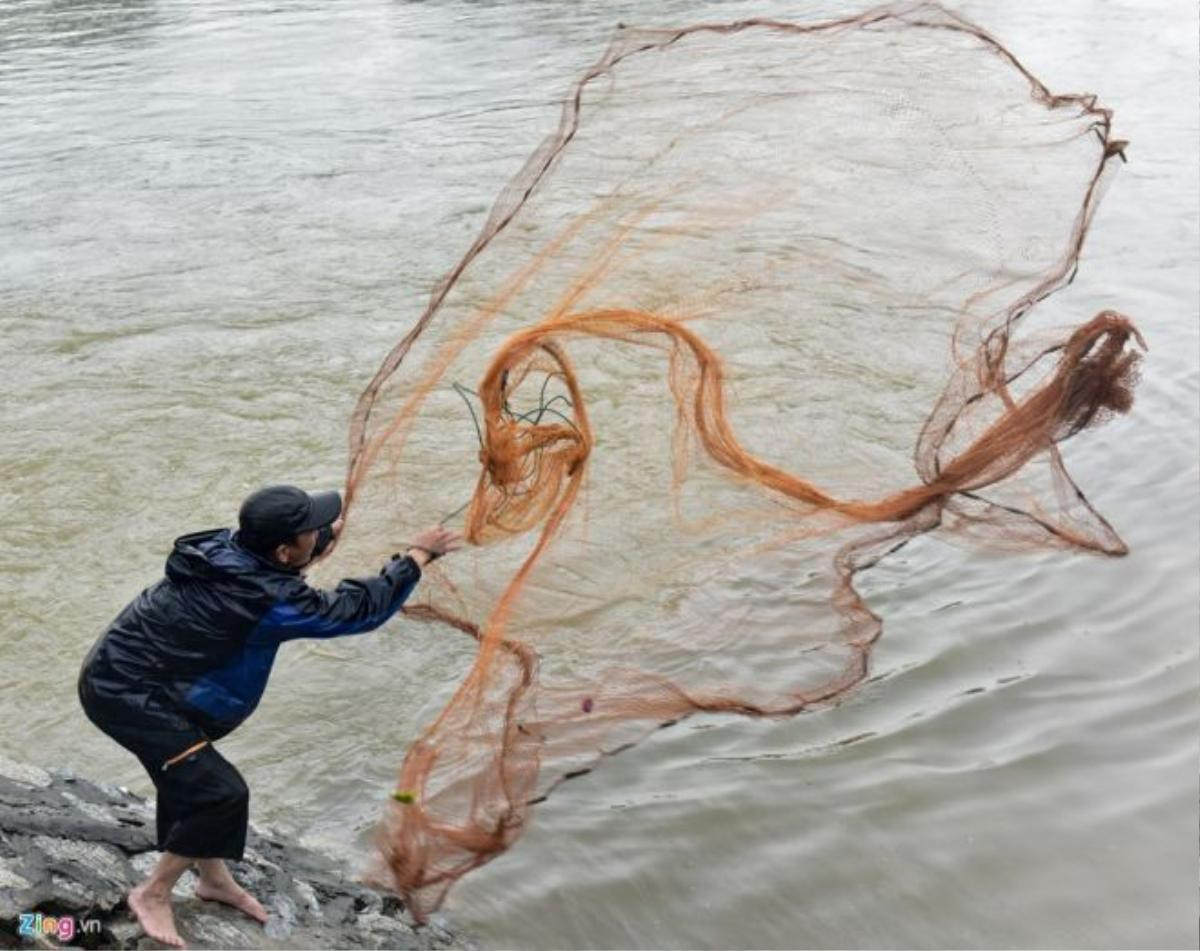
[179,910,252,949]
[293,877,322,918]
[0,861,31,892]
[105,919,143,946]
[0,858,32,920]
[358,911,421,950]
[60,790,118,826]
[0,761,471,950]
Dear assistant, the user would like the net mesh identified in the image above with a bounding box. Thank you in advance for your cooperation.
[310,1,1143,917]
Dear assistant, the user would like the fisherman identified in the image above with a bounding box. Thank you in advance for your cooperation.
[77,485,461,948]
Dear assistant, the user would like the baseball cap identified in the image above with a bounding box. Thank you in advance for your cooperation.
[237,485,342,553]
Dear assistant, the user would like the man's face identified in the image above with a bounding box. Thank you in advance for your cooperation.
[275,529,319,569]
[273,517,344,569]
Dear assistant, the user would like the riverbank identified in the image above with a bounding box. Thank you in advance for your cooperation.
[0,755,468,950]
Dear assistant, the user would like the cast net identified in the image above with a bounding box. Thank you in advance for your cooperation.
[311,1,1143,918]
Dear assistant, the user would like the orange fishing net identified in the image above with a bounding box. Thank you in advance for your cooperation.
[313,2,1143,918]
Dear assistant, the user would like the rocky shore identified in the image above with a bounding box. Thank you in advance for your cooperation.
[0,756,468,950]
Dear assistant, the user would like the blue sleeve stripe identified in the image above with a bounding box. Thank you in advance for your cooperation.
[257,601,381,640]
[255,574,419,642]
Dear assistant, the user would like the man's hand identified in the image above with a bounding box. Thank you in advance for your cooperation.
[407,526,464,567]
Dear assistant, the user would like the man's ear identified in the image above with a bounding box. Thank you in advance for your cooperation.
[272,542,292,566]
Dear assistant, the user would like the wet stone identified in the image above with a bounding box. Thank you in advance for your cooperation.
[0,761,470,950]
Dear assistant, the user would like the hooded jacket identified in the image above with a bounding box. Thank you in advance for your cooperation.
[79,528,421,736]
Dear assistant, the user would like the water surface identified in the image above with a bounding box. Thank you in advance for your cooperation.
[1,1,1195,948]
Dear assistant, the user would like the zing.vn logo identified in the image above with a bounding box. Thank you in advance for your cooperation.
[17,912,102,942]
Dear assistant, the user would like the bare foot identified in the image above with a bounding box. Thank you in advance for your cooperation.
[128,883,185,948]
[195,876,268,924]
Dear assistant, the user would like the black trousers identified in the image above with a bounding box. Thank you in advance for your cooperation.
[78,676,249,860]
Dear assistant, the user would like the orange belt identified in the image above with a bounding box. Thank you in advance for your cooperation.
[161,739,210,771]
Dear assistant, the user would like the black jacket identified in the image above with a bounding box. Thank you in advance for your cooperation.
[80,528,421,735]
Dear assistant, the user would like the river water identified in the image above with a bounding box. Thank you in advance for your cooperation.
[1,1,1196,948]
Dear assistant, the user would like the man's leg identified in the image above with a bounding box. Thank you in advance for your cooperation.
[194,858,268,922]
[77,687,212,946]
[127,852,191,948]
[78,686,267,932]
[154,742,268,923]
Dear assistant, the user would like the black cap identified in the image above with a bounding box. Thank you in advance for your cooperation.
[237,485,342,553]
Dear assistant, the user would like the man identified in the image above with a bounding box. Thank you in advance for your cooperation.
[78,485,461,948]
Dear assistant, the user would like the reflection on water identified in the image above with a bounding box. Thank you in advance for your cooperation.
[0,1,1195,948]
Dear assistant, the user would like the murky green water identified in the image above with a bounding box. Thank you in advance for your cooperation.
[1,1,1196,947]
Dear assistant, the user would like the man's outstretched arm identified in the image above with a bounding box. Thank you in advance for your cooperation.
[259,525,461,641]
